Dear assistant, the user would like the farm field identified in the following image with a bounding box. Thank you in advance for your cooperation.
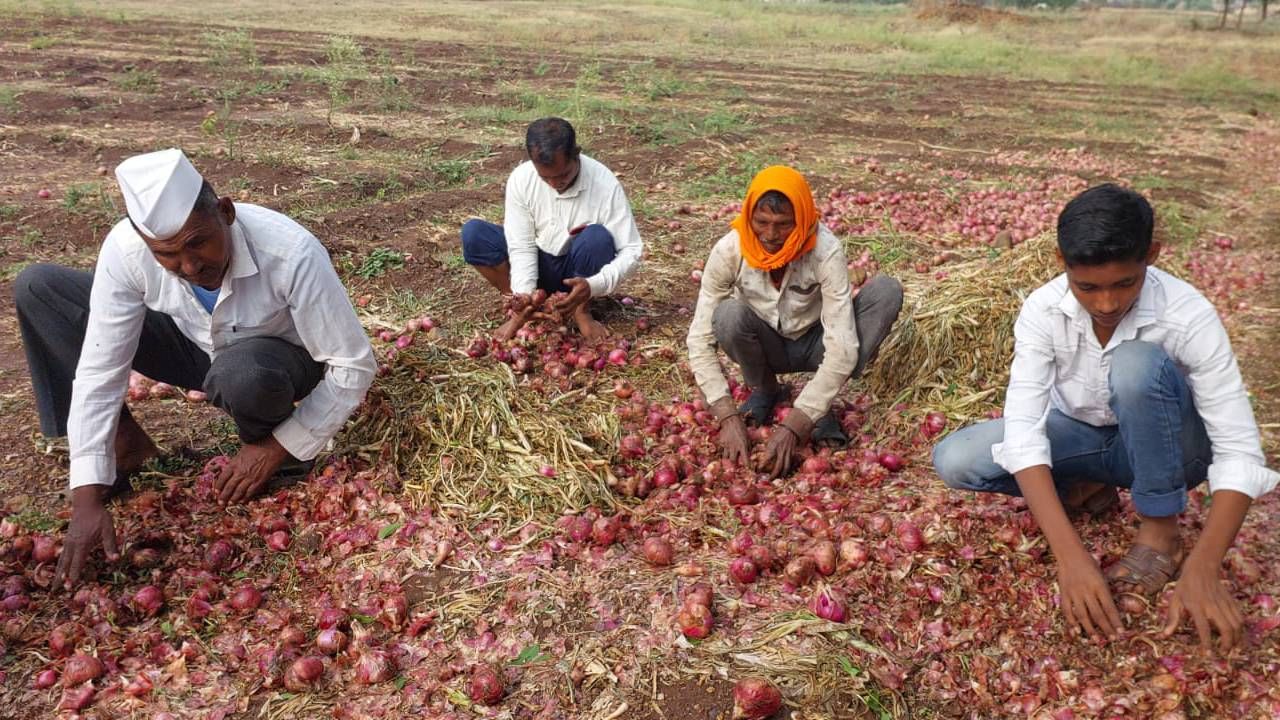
[0,1,1278,718]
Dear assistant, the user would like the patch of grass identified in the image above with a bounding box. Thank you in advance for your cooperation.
[419,149,470,188]
[0,86,20,111]
[200,94,241,160]
[1,260,32,282]
[326,35,366,68]
[621,61,687,100]
[532,60,551,77]
[61,182,117,218]
[684,150,779,199]
[29,34,59,50]
[441,252,467,270]
[115,65,158,92]
[9,507,59,532]
[0,203,19,220]
[356,248,405,279]
[374,50,415,112]
[203,28,259,69]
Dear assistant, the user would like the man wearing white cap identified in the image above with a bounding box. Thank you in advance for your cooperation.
[13,148,376,587]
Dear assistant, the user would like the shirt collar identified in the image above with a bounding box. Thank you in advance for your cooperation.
[224,215,259,281]
[1057,267,1163,335]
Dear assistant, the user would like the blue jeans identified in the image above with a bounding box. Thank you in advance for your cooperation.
[460,219,616,293]
[932,341,1212,518]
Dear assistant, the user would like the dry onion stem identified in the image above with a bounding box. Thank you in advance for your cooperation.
[344,344,622,531]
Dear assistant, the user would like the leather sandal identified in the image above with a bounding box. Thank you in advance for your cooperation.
[1106,540,1185,597]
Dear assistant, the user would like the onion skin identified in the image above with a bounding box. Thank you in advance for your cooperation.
[811,541,837,576]
[315,628,348,655]
[130,585,165,617]
[677,603,713,639]
[783,557,817,587]
[729,557,758,584]
[732,676,783,719]
[33,668,58,689]
[229,586,263,612]
[353,649,395,685]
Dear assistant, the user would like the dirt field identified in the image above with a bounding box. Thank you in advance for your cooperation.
[0,2,1278,719]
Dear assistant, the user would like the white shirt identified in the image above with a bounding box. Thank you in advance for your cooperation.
[503,154,643,298]
[68,204,377,489]
[992,267,1278,500]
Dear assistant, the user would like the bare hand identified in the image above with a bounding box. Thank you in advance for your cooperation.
[718,415,751,467]
[215,437,291,505]
[1057,553,1123,641]
[495,294,536,341]
[55,486,119,590]
[1160,560,1244,653]
[556,278,592,315]
[759,426,799,479]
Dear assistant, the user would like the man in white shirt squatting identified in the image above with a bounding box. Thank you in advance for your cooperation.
[932,184,1277,653]
[14,148,376,588]
[686,165,903,479]
[460,117,643,343]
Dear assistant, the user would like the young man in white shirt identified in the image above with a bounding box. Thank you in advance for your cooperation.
[933,184,1277,653]
[13,148,376,588]
[461,117,643,343]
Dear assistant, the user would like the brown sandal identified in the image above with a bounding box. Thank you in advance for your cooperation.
[1106,541,1184,597]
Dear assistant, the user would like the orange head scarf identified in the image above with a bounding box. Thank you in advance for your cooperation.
[731,165,819,272]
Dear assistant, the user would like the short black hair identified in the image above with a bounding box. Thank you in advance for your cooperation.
[192,180,221,219]
[1056,184,1154,266]
[756,190,793,215]
[525,117,579,166]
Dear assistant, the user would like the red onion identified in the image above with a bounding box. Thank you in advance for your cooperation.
[866,514,892,536]
[747,545,773,571]
[279,625,307,647]
[266,530,291,552]
[607,349,628,366]
[732,676,782,719]
[800,455,832,475]
[877,452,904,472]
[653,466,679,488]
[380,595,408,631]
[729,531,754,555]
[677,603,713,639]
[538,464,557,478]
[730,558,758,584]
[33,668,58,689]
[839,540,868,569]
[130,585,164,617]
[567,516,593,543]
[643,537,674,566]
[283,656,326,692]
[468,663,505,705]
[783,557,817,587]
[2,575,26,598]
[315,628,348,655]
[613,379,634,399]
[32,535,59,564]
[317,607,349,630]
[683,584,713,610]
[353,649,395,684]
[810,591,847,622]
[186,597,213,620]
[921,411,947,438]
[394,334,413,350]
[203,539,238,571]
[591,516,621,546]
[727,483,760,506]
[49,622,81,657]
[896,522,925,552]
[229,586,263,612]
[811,541,837,576]
[63,653,104,686]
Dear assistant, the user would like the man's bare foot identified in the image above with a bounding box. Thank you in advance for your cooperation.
[494,314,526,342]
[115,412,158,477]
[573,309,608,343]
[1132,514,1180,558]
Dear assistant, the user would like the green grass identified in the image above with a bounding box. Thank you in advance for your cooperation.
[29,33,59,49]
[203,28,258,69]
[355,247,405,279]
[0,86,19,111]
[115,65,158,92]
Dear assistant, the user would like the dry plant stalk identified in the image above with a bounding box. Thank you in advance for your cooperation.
[345,344,622,531]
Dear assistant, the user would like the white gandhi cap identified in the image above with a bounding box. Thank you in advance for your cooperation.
[114,148,204,239]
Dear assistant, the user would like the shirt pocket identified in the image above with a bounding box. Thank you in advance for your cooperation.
[225,306,292,340]
[1052,344,1085,381]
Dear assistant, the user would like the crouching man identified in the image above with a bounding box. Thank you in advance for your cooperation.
[14,148,376,588]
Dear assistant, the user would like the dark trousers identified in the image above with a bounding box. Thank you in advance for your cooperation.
[711,274,905,394]
[460,219,617,293]
[14,264,323,444]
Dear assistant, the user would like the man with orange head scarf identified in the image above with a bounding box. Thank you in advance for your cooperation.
[686,166,903,477]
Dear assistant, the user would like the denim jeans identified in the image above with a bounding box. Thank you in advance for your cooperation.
[460,219,616,294]
[932,341,1212,517]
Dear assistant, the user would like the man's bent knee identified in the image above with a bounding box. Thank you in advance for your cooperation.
[712,300,756,346]
[460,219,504,268]
[13,263,60,308]
[1108,341,1171,401]
[932,435,984,491]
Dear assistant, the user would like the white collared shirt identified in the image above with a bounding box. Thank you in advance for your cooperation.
[992,266,1278,499]
[68,204,376,489]
[503,154,643,298]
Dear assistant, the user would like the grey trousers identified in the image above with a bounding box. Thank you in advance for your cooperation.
[13,264,323,444]
[712,274,904,399]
